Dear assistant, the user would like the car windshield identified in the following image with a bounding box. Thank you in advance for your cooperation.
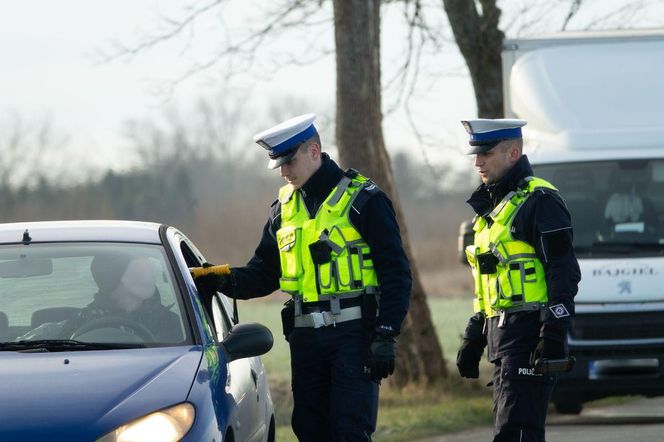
[0,242,191,348]
[533,159,664,256]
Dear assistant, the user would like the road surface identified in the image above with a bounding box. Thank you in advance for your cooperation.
[419,397,664,442]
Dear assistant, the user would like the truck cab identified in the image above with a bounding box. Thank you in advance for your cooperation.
[502,30,664,414]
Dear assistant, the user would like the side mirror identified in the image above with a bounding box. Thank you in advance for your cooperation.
[458,220,474,265]
[221,322,274,362]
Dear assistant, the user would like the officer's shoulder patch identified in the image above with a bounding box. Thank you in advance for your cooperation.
[549,304,570,318]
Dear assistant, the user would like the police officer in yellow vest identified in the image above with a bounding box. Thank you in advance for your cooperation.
[457,119,580,442]
[191,114,412,441]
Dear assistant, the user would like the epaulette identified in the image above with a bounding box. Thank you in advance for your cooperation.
[344,168,360,179]
[362,180,379,194]
[351,180,381,215]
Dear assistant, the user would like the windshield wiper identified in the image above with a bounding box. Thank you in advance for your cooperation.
[0,339,146,352]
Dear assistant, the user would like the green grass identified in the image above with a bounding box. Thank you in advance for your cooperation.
[240,296,494,441]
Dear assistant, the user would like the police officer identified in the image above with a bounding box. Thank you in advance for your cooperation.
[456,119,580,442]
[191,114,412,442]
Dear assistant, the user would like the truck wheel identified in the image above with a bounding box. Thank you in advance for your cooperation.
[555,400,583,415]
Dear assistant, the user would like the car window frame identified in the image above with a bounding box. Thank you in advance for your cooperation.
[175,236,235,343]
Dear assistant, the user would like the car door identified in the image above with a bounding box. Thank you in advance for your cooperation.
[172,234,265,442]
[211,295,267,442]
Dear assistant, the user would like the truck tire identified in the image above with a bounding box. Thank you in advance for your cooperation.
[555,400,583,415]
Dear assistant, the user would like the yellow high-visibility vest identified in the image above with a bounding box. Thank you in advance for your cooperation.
[465,177,557,318]
[277,172,379,303]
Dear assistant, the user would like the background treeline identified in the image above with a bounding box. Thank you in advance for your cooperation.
[0,107,477,296]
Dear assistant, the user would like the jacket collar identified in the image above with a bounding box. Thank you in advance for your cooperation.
[299,153,344,200]
[467,155,534,216]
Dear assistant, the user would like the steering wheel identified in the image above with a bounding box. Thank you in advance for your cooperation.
[70,316,157,343]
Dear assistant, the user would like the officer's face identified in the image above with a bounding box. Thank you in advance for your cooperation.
[280,142,321,189]
[474,141,519,185]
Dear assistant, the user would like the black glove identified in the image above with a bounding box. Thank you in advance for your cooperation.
[365,332,396,381]
[533,321,568,363]
[456,339,485,378]
[456,313,487,379]
[532,337,567,363]
[190,263,232,295]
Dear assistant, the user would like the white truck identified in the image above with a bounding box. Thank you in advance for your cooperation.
[501,29,664,414]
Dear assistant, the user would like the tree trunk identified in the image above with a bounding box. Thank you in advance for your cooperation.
[332,0,448,386]
[442,0,504,118]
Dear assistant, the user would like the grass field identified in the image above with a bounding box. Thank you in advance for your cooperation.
[239,296,495,442]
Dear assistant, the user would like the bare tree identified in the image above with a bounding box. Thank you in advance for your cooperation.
[442,0,504,117]
[333,0,446,385]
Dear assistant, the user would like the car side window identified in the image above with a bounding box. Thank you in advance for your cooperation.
[179,241,202,268]
[211,295,233,340]
[179,240,232,341]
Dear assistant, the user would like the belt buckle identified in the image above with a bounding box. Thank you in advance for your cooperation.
[311,312,326,328]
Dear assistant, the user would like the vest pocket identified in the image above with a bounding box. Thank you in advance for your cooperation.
[318,261,336,292]
[508,260,537,302]
[277,226,303,278]
[279,277,299,293]
[491,259,539,309]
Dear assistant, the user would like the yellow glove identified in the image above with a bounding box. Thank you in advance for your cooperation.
[190,263,232,295]
[190,263,231,279]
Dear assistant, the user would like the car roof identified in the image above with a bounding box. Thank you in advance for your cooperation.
[0,220,165,245]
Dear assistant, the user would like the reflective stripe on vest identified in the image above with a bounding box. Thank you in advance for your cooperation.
[465,176,557,318]
[276,173,379,303]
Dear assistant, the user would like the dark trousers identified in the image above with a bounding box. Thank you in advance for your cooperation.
[289,319,379,442]
[492,354,555,442]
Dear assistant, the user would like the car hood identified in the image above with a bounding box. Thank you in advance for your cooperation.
[0,345,204,441]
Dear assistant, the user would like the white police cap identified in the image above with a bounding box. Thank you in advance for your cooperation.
[253,113,318,169]
[461,118,527,154]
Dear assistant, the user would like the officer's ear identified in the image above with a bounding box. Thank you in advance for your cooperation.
[507,140,522,163]
[308,141,322,161]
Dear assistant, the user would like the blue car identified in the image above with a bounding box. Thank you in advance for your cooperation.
[0,220,275,442]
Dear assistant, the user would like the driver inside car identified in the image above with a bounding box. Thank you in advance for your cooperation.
[19,253,182,343]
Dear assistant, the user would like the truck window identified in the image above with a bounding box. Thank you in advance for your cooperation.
[533,159,664,256]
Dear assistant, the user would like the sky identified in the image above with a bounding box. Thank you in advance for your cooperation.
[1,0,662,186]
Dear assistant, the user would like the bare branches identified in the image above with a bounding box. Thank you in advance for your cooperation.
[384,0,449,114]
[100,0,333,91]
[99,0,225,64]
[582,0,648,30]
[0,113,69,190]
[561,0,584,31]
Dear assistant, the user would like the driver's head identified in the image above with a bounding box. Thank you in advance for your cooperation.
[91,254,157,312]
[91,253,132,294]
[118,257,156,302]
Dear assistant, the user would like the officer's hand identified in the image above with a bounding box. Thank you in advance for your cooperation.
[365,332,396,381]
[456,339,485,378]
[532,337,566,364]
[190,263,232,295]
[456,313,487,379]
[534,320,568,363]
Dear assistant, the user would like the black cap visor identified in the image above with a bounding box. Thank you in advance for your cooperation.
[267,147,298,169]
[467,143,498,155]
[467,138,515,155]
